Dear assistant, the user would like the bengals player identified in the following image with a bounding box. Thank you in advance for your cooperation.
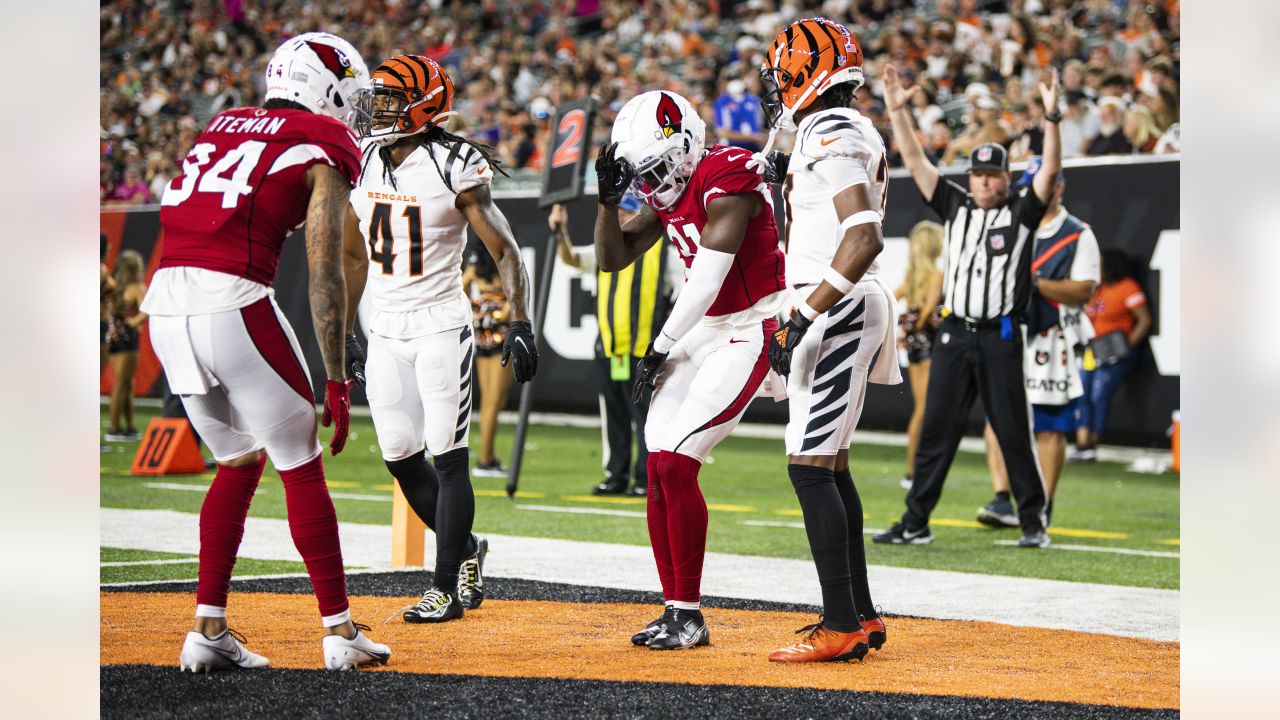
[142,32,390,671]
[758,17,900,664]
[342,55,537,623]
[595,90,786,650]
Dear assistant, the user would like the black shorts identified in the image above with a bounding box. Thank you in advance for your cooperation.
[108,327,140,354]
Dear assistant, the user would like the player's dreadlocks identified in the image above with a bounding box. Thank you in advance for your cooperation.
[360,126,509,193]
[816,82,859,112]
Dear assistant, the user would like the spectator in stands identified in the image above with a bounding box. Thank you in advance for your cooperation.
[1087,97,1132,155]
[1145,86,1179,131]
[100,0,1179,186]
[462,239,515,478]
[713,78,765,152]
[105,250,148,442]
[1123,104,1161,153]
[108,166,151,206]
[1099,71,1131,101]
[1059,90,1099,157]
[943,93,1010,165]
[894,221,945,491]
[1073,250,1153,462]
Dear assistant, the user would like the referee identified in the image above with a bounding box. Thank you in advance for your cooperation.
[873,65,1063,549]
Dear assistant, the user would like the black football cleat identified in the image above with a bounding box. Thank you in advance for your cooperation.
[648,609,709,650]
[593,477,628,495]
[631,606,674,646]
[403,588,464,623]
[457,535,488,610]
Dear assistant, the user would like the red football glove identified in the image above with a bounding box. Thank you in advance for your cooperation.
[321,379,352,456]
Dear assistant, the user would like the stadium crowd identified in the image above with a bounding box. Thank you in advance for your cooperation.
[100,0,1180,205]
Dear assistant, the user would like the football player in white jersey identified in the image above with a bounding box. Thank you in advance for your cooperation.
[755,18,901,663]
[342,55,538,623]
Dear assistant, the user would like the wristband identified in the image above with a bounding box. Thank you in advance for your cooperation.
[652,331,675,354]
[798,301,821,321]
[839,210,882,232]
[1044,112,1062,124]
[823,266,856,296]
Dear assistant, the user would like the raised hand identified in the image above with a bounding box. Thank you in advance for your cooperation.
[595,142,634,206]
[882,64,920,113]
[1038,68,1060,116]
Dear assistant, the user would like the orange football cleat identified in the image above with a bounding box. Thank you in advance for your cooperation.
[861,616,887,651]
[768,622,869,663]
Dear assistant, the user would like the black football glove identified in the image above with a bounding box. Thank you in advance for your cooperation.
[595,142,634,206]
[345,332,367,386]
[768,307,814,377]
[762,150,791,185]
[501,320,539,383]
[632,344,668,405]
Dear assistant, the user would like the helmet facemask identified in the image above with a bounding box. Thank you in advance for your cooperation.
[353,81,456,147]
[759,64,830,132]
[629,141,695,212]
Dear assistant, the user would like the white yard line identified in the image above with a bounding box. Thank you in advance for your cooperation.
[992,540,1179,558]
[101,558,197,567]
[100,507,1178,641]
[515,504,647,518]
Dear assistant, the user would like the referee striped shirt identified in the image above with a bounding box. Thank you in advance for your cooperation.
[925,179,1049,321]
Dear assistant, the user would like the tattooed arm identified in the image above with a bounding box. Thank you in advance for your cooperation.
[457,184,531,323]
[304,164,350,381]
[341,203,367,334]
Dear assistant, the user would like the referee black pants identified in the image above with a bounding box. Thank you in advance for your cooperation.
[903,318,1046,532]
[595,355,649,487]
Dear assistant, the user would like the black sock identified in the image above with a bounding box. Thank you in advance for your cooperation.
[789,464,858,632]
[834,467,877,622]
[996,490,1011,503]
[385,450,439,531]
[431,447,475,594]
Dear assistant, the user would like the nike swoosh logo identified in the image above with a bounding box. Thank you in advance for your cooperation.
[903,528,927,539]
[819,137,842,146]
[515,337,528,351]
[201,639,242,662]
[729,339,748,344]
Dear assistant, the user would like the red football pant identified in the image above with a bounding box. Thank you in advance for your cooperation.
[278,455,350,618]
[646,450,707,604]
[196,455,266,609]
[646,451,674,600]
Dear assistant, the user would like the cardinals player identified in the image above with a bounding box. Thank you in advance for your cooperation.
[595,90,786,650]
[342,54,537,624]
[757,17,901,663]
[142,33,390,671]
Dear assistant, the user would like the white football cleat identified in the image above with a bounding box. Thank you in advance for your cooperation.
[179,629,269,672]
[323,624,391,671]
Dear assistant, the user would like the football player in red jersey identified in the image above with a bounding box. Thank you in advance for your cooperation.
[142,32,391,672]
[595,90,787,650]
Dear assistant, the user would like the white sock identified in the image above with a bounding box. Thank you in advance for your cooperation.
[671,600,700,611]
[322,609,351,629]
[195,604,226,619]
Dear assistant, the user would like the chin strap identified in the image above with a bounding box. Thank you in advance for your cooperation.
[747,70,830,175]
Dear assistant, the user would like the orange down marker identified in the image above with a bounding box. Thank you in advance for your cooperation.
[129,418,206,475]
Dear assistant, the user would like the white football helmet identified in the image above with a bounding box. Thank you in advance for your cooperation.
[611,91,707,211]
[264,32,370,128]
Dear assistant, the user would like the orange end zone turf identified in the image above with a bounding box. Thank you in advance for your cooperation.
[101,592,1178,709]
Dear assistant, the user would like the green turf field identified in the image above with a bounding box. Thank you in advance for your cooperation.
[101,406,1179,589]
